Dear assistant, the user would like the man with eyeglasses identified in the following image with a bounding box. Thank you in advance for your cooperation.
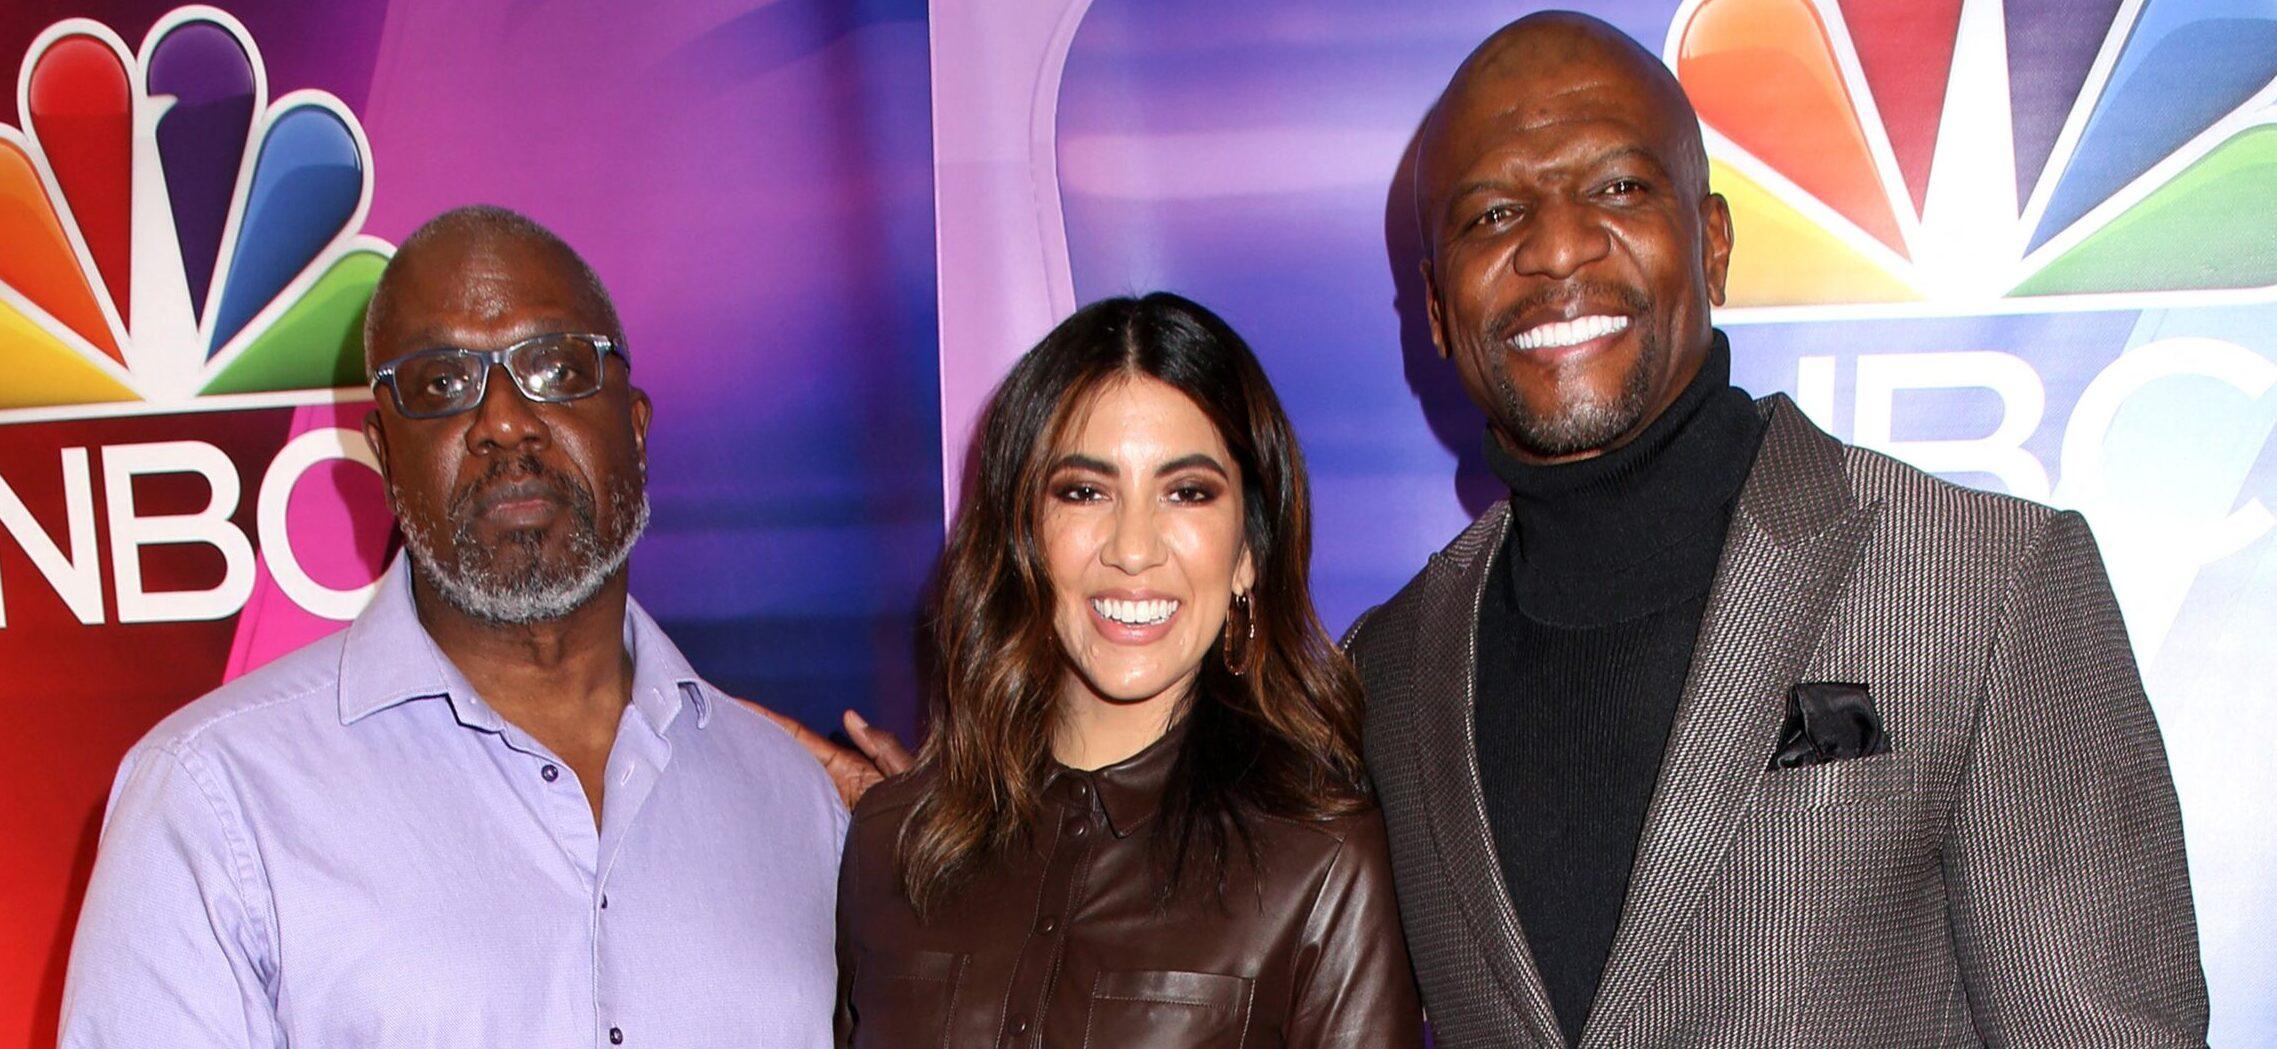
[59,205,845,1048]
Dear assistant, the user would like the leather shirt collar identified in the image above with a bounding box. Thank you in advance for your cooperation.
[1043,718,1186,839]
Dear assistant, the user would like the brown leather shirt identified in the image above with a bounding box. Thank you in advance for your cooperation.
[835,730,1424,1048]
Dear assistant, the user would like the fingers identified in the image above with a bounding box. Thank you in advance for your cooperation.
[820,750,884,811]
[743,698,881,810]
[844,709,916,776]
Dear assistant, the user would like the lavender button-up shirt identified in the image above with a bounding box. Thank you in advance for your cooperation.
[60,557,847,1048]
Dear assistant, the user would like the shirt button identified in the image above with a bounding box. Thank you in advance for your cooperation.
[541,763,560,782]
[1071,822,1089,838]
[600,894,610,910]
[1039,916,1057,933]
[609,1027,624,1044]
[1010,1017,1029,1035]
[1073,782,1090,799]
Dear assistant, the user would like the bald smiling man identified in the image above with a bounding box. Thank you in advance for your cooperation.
[1343,12,2207,1048]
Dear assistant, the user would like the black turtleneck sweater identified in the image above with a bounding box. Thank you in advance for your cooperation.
[1474,333,1765,1047]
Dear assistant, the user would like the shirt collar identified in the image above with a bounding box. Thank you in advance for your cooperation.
[1042,718,1186,838]
[337,553,710,732]
[622,592,711,732]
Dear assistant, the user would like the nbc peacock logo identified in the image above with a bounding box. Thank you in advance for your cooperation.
[2,5,391,420]
[1667,0,2277,312]
[0,7,395,641]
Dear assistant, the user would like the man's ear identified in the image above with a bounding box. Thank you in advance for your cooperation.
[1702,192,1734,308]
[629,387,652,474]
[1420,258,1450,360]
[362,409,392,485]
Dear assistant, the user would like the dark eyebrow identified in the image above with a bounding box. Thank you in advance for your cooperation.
[1443,179,1509,217]
[1442,144,1669,222]
[1158,454,1228,478]
[1047,453,1228,478]
[1587,145,1667,174]
[1050,453,1118,476]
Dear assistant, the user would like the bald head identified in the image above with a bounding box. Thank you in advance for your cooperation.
[1408,10,1733,462]
[1416,12,1709,254]
[363,205,621,374]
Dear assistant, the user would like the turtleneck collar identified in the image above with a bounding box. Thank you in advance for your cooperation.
[1484,330,1765,627]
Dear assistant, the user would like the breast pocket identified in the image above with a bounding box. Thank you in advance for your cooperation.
[849,949,966,1049]
[1756,751,1918,809]
[1082,969,1254,1049]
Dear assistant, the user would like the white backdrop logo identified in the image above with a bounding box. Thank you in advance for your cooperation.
[0,6,392,628]
[1666,0,2277,661]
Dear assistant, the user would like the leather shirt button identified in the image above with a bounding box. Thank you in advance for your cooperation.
[1071,822,1089,838]
[1011,1016,1030,1035]
[1039,916,1057,933]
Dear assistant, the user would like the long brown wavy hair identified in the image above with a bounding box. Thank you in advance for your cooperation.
[897,292,1371,916]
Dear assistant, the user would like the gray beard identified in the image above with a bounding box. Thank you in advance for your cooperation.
[400,480,650,626]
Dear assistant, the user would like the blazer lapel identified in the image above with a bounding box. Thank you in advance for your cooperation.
[1580,396,1880,1047]
[1407,502,1567,1046]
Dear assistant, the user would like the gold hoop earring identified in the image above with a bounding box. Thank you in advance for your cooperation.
[1222,591,1259,676]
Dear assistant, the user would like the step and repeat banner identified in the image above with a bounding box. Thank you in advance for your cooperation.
[932,0,2274,1043]
[0,1,937,1042]
[3,0,2273,1043]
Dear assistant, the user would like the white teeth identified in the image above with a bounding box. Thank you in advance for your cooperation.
[1092,597,1179,626]
[1511,314,1629,351]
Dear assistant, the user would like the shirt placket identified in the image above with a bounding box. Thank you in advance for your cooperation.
[591,698,671,1049]
[466,718,608,1036]
[996,778,1100,1047]
[485,724,603,883]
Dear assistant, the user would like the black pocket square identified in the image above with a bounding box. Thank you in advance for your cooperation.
[1769,681,1889,770]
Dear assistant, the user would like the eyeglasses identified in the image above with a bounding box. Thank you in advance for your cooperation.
[371,333,629,419]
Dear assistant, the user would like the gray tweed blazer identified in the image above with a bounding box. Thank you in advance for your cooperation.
[1346,394,2207,1048]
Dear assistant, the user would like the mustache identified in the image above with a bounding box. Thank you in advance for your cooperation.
[1485,281,1653,341]
[445,454,595,522]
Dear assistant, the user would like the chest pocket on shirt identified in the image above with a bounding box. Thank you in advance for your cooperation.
[851,949,966,1049]
[1082,969,1255,1049]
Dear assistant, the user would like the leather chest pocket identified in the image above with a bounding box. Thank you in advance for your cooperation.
[1082,969,1255,1049]
[1756,752,1917,809]
[850,949,965,1049]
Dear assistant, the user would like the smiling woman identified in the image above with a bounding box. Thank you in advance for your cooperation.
[1039,376,1255,770]
[834,293,1424,1048]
